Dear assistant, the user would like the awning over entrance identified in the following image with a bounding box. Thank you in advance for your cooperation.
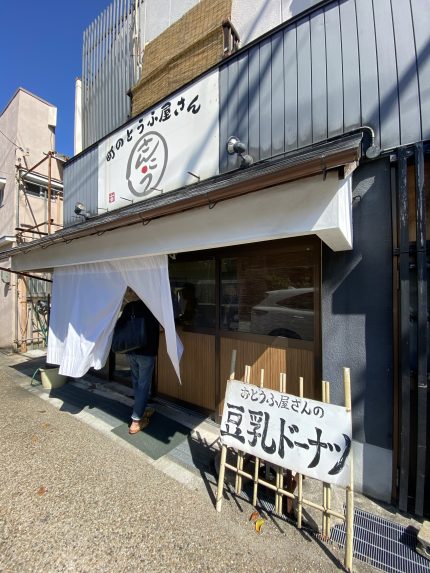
[9,171,352,272]
[47,255,182,380]
[1,133,359,383]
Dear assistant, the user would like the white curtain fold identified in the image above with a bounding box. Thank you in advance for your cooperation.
[47,255,183,380]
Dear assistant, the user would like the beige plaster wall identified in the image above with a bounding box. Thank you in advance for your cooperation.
[0,268,16,349]
[0,89,62,349]
[16,90,61,180]
[18,192,63,237]
[0,94,19,239]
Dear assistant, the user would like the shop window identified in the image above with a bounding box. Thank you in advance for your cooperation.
[28,275,51,298]
[168,258,216,330]
[24,182,57,200]
[220,255,315,341]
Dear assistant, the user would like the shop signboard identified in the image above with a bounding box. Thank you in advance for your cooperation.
[220,380,352,487]
[98,70,219,212]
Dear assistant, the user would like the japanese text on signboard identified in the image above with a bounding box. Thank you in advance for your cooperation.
[98,70,219,212]
[220,380,352,487]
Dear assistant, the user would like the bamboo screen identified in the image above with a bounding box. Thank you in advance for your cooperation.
[131,0,232,116]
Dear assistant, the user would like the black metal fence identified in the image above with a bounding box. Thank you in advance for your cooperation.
[394,142,430,516]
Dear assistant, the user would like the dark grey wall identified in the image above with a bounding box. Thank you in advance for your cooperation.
[322,158,393,450]
[220,0,430,172]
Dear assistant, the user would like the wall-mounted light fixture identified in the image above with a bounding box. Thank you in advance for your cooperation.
[226,136,254,168]
[74,202,91,220]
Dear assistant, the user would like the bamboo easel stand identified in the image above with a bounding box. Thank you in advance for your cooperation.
[216,350,236,512]
[221,461,346,520]
[297,376,304,529]
[216,355,354,573]
[344,367,354,572]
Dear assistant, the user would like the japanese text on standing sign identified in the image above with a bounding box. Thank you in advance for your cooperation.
[220,380,352,487]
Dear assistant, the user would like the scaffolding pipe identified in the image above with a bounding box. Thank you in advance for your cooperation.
[0,266,52,283]
[19,153,49,178]
[48,152,52,234]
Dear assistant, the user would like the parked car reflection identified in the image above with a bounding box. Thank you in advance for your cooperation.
[250,288,314,341]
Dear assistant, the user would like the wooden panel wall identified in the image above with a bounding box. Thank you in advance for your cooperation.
[157,331,215,410]
[218,336,315,417]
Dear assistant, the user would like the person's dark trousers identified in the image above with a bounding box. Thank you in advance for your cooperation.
[128,354,155,420]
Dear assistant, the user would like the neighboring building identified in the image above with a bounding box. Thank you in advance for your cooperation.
[0,88,64,351]
[76,0,322,151]
[3,0,430,517]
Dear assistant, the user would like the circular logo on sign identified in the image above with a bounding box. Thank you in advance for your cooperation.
[126,131,168,197]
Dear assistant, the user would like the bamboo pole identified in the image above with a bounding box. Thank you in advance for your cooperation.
[321,380,327,539]
[325,381,332,537]
[321,380,333,538]
[343,367,354,572]
[216,350,236,513]
[223,464,346,521]
[47,152,52,235]
[275,372,287,515]
[252,369,265,506]
[275,372,285,514]
[235,364,250,493]
[229,349,237,382]
[216,445,228,512]
[280,373,287,512]
[297,376,304,529]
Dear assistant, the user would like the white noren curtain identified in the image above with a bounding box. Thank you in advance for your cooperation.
[47,255,183,380]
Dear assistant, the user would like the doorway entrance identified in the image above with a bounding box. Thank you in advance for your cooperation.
[157,236,322,420]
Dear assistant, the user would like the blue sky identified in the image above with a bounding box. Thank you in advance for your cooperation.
[0,0,111,158]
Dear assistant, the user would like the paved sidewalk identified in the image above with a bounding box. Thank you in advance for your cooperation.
[0,351,394,572]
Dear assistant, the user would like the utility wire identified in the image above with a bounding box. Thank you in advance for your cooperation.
[0,129,24,152]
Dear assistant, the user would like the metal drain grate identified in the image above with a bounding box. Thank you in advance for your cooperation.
[330,508,430,573]
[225,481,429,573]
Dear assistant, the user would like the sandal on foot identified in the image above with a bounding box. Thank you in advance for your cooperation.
[129,417,150,434]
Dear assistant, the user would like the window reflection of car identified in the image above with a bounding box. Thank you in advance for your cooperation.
[250,288,314,341]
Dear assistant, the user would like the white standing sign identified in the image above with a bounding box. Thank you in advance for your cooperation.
[220,380,352,487]
[98,70,219,212]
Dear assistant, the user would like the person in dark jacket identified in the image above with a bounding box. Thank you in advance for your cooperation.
[116,289,159,434]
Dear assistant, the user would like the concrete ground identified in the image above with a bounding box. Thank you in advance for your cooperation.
[0,350,411,573]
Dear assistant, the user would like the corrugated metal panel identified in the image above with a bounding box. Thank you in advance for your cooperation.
[411,0,430,141]
[373,0,400,149]
[339,0,360,130]
[219,0,428,171]
[296,17,312,149]
[310,7,327,143]
[63,147,99,227]
[82,0,139,149]
[283,25,298,151]
[393,0,422,145]
[271,32,284,157]
[248,47,260,162]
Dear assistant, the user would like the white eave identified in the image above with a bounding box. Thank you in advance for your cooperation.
[0,236,15,250]
[19,169,63,192]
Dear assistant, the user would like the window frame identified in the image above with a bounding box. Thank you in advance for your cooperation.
[168,236,321,351]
